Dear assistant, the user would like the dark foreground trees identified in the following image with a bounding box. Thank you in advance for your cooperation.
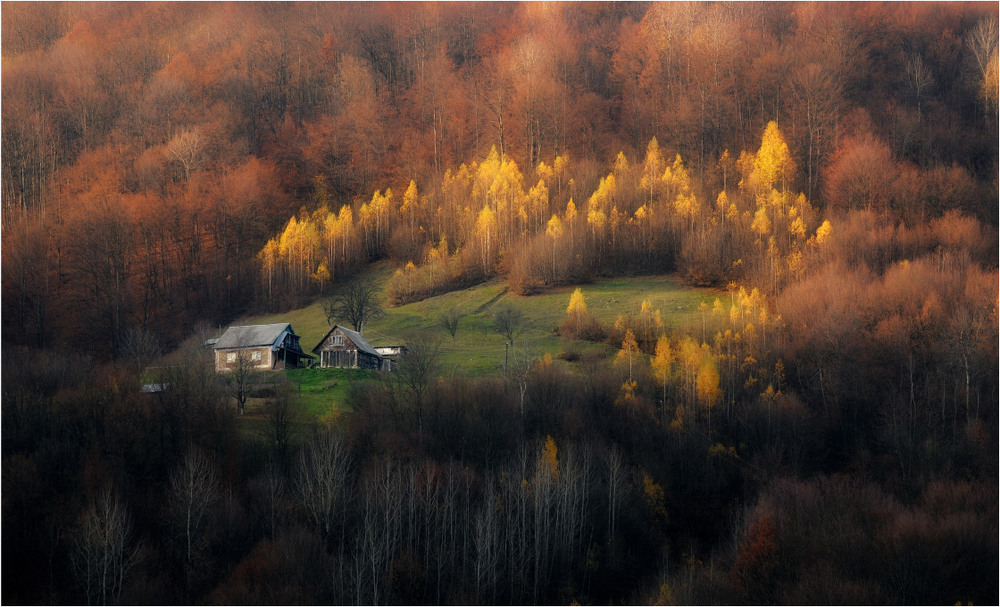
[2,326,997,605]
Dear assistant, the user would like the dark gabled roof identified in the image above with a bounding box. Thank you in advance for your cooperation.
[214,323,293,349]
[312,325,381,358]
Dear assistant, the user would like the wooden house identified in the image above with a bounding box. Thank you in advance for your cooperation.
[312,325,385,370]
[213,323,313,372]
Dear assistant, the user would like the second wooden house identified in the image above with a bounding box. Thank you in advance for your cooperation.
[312,325,385,370]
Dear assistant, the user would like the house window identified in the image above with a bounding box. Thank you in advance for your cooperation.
[333,335,344,346]
[226,352,236,363]
[252,350,262,361]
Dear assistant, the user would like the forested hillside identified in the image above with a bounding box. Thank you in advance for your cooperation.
[2,1,997,351]
[2,2,998,605]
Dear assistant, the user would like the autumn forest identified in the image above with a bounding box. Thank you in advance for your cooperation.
[2,2,998,605]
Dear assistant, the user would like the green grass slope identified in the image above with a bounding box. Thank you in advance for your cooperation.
[243,269,722,378]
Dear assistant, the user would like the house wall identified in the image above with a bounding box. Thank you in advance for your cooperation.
[355,351,381,370]
[214,346,273,372]
[320,349,357,368]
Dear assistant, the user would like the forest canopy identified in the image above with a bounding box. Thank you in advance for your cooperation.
[2,1,997,350]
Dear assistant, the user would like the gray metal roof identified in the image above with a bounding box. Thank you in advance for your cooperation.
[313,325,381,358]
[338,326,380,357]
[214,323,292,349]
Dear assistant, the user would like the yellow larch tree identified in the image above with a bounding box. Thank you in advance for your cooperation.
[258,237,279,304]
[664,154,699,231]
[359,189,393,257]
[565,198,578,222]
[563,287,590,337]
[321,207,342,281]
[400,179,419,233]
[474,204,498,273]
[335,204,354,269]
[815,219,832,244]
[617,328,641,382]
[749,120,795,196]
[567,287,587,317]
[277,215,302,289]
[564,198,578,250]
[553,152,569,197]
[539,435,559,482]
[311,260,330,290]
[751,206,771,238]
[640,136,666,205]
[527,179,549,234]
[650,334,673,421]
[472,146,503,206]
[486,155,525,248]
[716,190,729,219]
[587,207,607,244]
[677,336,703,408]
[536,160,554,183]
[546,213,563,279]
[696,346,722,436]
[588,173,616,216]
[613,150,630,178]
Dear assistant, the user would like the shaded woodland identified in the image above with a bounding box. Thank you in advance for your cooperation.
[2,2,998,605]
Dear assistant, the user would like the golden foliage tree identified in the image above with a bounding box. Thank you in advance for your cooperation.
[650,334,673,422]
[617,328,641,382]
[696,346,722,435]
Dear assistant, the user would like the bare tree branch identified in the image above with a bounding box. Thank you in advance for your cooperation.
[323,279,384,334]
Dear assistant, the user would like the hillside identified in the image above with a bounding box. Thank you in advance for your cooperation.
[2,3,996,605]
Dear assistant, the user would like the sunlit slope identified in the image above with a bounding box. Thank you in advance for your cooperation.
[244,269,721,377]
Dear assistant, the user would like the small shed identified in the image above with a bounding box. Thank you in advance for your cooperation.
[374,345,407,371]
[312,325,384,370]
[213,323,313,372]
[374,345,407,358]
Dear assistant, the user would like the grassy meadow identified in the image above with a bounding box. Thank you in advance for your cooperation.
[230,268,722,420]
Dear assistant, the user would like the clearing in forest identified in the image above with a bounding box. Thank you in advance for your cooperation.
[238,271,720,417]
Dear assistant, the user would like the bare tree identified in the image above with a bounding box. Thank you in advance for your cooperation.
[438,308,464,344]
[967,17,999,116]
[72,200,133,357]
[264,379,299,463]
[72,488,141,606]
[492,304,528,347]
[605,446,626,548]
[905,53,934,122]
[323,279,384,334]
[167,127,206,181]
[121,325,160,383]
[169,447,218,601]
[297,429,352,544]
[248,464,285,539]
[967,18,998,79]
[321,297,339,328]
[394,332,441,437]
[226,328,261,415]
[503,348,537,420]
[356,459,404,605]
[473,481,499,603]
